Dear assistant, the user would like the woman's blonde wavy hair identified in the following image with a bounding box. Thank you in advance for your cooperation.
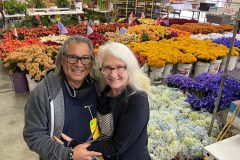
[95,42,151,94]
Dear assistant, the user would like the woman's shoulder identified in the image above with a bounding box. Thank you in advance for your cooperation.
[123,86,148,109]
[126,86,148,99]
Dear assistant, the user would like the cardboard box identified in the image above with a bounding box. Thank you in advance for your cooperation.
[203,134,240,160]
[227,100,240,129]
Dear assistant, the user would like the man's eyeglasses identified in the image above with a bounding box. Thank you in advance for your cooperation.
[100,65,127,75]
[64,55,93,65]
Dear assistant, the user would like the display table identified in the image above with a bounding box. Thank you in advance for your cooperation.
[203,134,240,160]
[32,8,70,12]
[27,10,84,16]
[2,12,26,27]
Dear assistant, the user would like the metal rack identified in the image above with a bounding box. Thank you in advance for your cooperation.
[116,0,137,18]
[116,0,156,19]
[208,9,240,137]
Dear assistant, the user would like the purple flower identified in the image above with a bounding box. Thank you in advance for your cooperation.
[167,73,240,112]
[213,37,240,48]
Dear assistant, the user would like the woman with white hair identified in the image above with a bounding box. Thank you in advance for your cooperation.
[57,42,151,160]
[85,42,152,160]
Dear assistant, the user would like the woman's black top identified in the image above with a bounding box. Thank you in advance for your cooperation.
[87,85,151,160]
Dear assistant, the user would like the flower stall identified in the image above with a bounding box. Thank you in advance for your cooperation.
[1,12,240,160]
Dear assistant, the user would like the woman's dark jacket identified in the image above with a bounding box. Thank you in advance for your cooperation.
[87,85,151,160]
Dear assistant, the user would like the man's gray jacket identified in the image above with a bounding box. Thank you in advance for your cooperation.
[23,69,71,160]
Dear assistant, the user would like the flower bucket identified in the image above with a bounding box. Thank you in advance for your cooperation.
[220,56,238,71]
[177,63,192,77]
[162,64,173,78]
[209,59,222,74]
[26,74,38,91]
[141,63,149,73]
[236,57,240,69]
[194,61,210,76]
[11,72,29,93]
[149,66,164,82]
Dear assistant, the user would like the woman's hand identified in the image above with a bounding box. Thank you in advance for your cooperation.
[53,134,102,159]
[73,143,102,160]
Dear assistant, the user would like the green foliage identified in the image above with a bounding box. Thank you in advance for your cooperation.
[98,15,107,23]
[60,15,79,25]
[4,0,27,15]
[26,0,46,8]
[6,60,22,73]
[83,8,101,21]
[55,0,70,8]
[19,16,51,27]
[41,16,54,27]
[141,32,149,42]
[19,15,78,28]
[21,16,40,27]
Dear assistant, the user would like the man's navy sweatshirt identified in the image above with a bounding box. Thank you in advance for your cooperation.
[62,79,99,143]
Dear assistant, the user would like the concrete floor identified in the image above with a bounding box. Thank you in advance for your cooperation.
[0,60,38,160]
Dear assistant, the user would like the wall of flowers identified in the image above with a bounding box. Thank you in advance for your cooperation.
[0,18,240,159]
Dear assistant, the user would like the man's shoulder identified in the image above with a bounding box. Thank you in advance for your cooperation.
[31,71,62,98]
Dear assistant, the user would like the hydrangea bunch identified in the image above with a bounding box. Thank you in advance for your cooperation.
[148,85,218,160]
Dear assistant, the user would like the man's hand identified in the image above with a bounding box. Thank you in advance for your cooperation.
[73,143,102,160]
[53,133,72,144]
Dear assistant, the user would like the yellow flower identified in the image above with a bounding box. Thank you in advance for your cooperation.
[147,56,165,68]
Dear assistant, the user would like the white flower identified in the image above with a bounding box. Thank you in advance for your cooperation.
[40,35,70,44]
[148,85,218,159]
